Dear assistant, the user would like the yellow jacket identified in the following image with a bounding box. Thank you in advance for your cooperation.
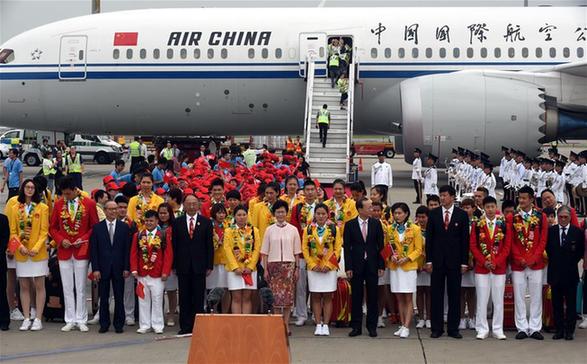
[212,223,227,266]
[302,223,342,271]
[280,194,304,223]
[127,192,164,231]
[385,222,423,271]
[250,201,275,242]
[223,225,261,272]
[416,228,427,270]
[325,197,358,233]
[8,202,49,262]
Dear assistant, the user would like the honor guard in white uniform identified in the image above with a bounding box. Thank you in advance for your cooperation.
[552,161,566,204]
[412,148,424,204]
[479,161,497,198]
[448,148,459,189]
[498,146,509,188]
[501,149,514,201]
[423,153,439,197]
[563,152,578,208]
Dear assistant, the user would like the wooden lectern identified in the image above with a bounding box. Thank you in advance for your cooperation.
[187,314,290,364]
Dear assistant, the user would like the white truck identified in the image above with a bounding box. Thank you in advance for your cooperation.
[0,129,123,166]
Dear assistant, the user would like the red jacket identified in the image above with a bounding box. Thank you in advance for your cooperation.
[507,210,548,271]
[50,195,99,261]
[200,199,226,219]
[130,228,173,278]
[470,216,512,275]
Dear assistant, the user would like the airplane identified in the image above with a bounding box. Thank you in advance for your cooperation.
[0,7,585,164]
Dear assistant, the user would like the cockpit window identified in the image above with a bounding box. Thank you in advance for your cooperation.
[0,49,15,64]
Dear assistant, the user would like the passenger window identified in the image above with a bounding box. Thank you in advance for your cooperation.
[153,49,160,59]
[453,47,460,58]
[398,48,405,58]
[166,48,173,59]
[113,49,120,59]
[536,47,542,58]
[207,49,214,59]
[480,48,487,58]
[563,47,570,58]
[494,47,501,58]
[439,48,446,58]
[262,48,269,59]
[371,48,378,58]
[139,49,146,59]
[521,47,528,58]
[425,48,432,58]
[221,48,228,59]
[466,47,474,58]
[508,48,515,58]
[194,48,200,59]
[248,48,255,59]
[578,47,585,58]
[179,49,187,59]
[549,47,556,58]
[275,48,282,59]
[126,49,133,59]
[384,48,391,58]
[411,48,419,58]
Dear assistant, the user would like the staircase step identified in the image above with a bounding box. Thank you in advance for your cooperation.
[308,157,347,163]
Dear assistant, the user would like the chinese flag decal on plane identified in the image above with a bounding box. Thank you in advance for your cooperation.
[113,32,138,46]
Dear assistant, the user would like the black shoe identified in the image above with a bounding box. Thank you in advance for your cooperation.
[448,331,463,339]
[515,331,528,340]
[98,327,109,333]
[0,325,9,331]
[348,329,362,337]
[552,332,564,340]
[368,329,378,338]
[115,328,124,334]
[178,329,191,335]
[530,332,544,340]
[430,331,443,338]
[564,333,574,341]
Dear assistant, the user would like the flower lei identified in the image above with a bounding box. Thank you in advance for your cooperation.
[264,202,276,227]
[232,223,254,266]
[390,221,413,259]
[135,192,154,227]
[60,194,85,237]
[17,202,36,243]
[513,209,541,252]
[476,215,506,261]
[138,227,162,271]
[299,203,314,229]
[307,222,336,261]
[212,221,224,251]
[326,197,347,228]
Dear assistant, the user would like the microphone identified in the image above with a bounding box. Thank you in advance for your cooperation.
[259,287,274,314]
[206,287,225,313]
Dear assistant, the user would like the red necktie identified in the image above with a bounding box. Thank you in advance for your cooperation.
[444,210,450,230]
[189,217,195,239]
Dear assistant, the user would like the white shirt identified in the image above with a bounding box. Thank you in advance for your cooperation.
[412,158,422,180]
[67,197,79,217]
[559,224,570,245]
[423,167,438,195]
[106,219,116,243]
[186,213,198,232]
[371,161,393,187]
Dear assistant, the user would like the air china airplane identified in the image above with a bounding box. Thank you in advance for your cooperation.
[0,7,585,162]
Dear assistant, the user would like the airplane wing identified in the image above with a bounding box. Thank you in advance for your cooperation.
[537,60,587,77]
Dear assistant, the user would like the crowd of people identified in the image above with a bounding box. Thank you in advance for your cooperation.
[0,142,585,345]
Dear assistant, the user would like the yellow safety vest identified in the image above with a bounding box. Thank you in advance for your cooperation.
[129,141,140,157]
[328,54,340,67]
[318,109,330,124]
[42,159,56,176]
[162,148,173,160]
[66,154,82,173]
[337,78,349,93]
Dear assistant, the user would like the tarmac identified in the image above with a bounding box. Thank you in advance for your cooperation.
[1,154,586,363]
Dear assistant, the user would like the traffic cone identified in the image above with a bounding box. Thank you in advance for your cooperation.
[358,158,363,172]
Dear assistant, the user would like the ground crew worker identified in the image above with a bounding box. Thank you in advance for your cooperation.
[42,150,56,192]
[337,73,349,110]
[286,137,295,153]
[316,104,330,148]
[65,146,84,190]
[328,38,341,88]
[294,136,303,155]
[129,137,141,172]
[160,141,174,170]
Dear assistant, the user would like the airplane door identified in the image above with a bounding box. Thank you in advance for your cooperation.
[299,33,327,78]
[59,35,88,80]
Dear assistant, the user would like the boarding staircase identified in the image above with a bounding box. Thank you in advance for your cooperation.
[303,57,355,184]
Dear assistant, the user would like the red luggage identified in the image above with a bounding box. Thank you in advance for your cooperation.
[330,278,352,327]
[503,284,516,330]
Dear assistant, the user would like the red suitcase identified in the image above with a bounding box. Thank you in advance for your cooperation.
[503,284,516,330]
[330,278,352,327]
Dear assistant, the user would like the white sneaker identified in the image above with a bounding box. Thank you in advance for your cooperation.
[394,326,404,336]
[126,318,136,326]
[322,324,330,336]
[61,323,76,332]
[579,317,587,329]
[30,318,43,331]
[377,316,386,328]
[492,332,507,340]
[10,308,25,321]
[30,307,36,320]
[136,327,150,334]
[314,324,322,336]
[416,320,425,329]
[78,323,89,332]
[425,320,431,329]
[476,332,488,340]
[468,318,476,330]
[19,319,32,331]
[154,328,164,334]
[400,327,410,338]
[295,317,306,327]
[458,319,467,330]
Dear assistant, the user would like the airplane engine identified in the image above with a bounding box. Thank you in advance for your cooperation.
[400,71,547,164]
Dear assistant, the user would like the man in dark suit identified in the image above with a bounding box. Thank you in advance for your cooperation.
[343,198,384,338]
[425,185,470,339]
[545,206,585,340]
[90,201,131,333]
[172,194,213,335]
[0,213,10,331]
